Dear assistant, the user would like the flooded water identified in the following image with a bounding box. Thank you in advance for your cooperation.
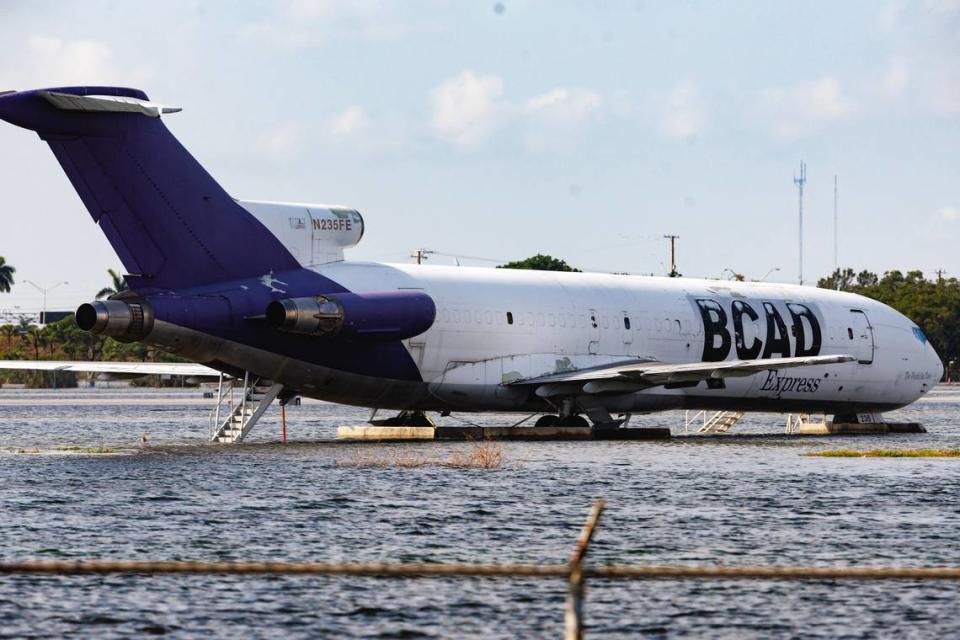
[0,385,958,638]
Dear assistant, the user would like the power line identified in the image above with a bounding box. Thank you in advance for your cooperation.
[833,174,839,273]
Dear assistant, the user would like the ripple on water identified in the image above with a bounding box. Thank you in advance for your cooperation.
[0,388,959,637]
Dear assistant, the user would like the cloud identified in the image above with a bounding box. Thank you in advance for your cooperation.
[936,206,960,221]
[325,105,408,154]
[881,58,909,96]
[0,35,154,90]
[522,88,602,151]
[329,105,370,136]
[255,122,304,160]
[757,76,856,139]
[659,81,702,142]
[430,71,505,149]
[524,88,601,125]
[27,36,113,84]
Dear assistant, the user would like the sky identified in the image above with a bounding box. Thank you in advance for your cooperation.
[0,0,957,314]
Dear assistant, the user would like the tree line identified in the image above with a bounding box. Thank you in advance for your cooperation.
[0,265,184,387]
[817,268,958,379]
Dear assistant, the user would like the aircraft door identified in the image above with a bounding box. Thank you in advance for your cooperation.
[588,309,600,355]
[849,310,875,364]
[621,311,633,352]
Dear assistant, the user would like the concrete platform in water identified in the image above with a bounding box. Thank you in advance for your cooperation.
[336,421,927,441]
[336,425,672,441]
[796,422,926,435]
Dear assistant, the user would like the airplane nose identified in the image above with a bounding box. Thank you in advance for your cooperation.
[932,349,945,382]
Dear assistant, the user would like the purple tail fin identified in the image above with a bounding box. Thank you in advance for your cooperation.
[0,86,299,290]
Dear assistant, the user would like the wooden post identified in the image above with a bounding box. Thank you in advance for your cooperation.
[565,499,606,640]
[281,404,287,444]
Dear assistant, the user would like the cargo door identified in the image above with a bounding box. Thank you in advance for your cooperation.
[849,310,875,364]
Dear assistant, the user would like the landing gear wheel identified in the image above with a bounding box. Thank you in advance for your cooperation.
[371,410,435,427]
[557,415,590,428]
[535,414,560,427]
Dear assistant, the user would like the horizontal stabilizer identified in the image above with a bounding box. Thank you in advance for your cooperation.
[510,354,856,395]
[0,360,221,378]
[40,90,181,118]
[0,90,14,96]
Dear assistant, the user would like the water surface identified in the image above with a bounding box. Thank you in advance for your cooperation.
[0,386,958,638]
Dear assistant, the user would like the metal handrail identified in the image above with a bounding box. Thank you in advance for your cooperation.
[208,375,236,439]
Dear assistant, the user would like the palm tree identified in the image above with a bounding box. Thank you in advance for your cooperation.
[0,256,15,293]
[0,324,16,349]
[96,268,129,299]
[23,326,41,360]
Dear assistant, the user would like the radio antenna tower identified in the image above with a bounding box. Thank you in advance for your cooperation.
[663,234,680,277]
[833,174,839,273]
[794,161,806,285]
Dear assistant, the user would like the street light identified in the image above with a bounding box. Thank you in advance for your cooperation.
[23,280,69,325]
[757,267,780,282]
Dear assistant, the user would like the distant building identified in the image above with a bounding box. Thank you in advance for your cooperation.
[0,309,72,327]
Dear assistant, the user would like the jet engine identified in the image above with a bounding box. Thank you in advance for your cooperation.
[75,299,154,342]
[266,291,435,341]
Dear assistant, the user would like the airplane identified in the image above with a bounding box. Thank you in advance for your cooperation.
[0,86,944,441]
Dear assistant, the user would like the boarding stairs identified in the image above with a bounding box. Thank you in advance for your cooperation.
[785,413,828,434]
[209,372,284,443]
[684,410,746,434]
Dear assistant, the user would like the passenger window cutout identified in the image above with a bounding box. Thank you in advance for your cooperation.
[624,317,631,330]
[506,312,513,325]
[847,327,854,340]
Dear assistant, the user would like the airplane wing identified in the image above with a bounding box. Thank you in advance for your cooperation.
[508,354,856,396]
[0,360,221,378]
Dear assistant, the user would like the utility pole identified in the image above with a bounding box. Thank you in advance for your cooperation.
[936,269,947,284]
[833,174,838,273]
[410,249,434,265]
[794,161,806,285]
[663,235,680,277]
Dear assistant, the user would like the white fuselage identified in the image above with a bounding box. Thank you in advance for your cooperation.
[312,261,942,415]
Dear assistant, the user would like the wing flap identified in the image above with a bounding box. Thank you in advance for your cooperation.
[510,354,856,394]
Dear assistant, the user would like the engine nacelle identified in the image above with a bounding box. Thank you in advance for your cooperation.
[266,291,435,341]
[76,299,154,342]
[238,200,364,267]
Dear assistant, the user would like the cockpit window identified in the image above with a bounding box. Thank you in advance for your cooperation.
[912,326,928,344]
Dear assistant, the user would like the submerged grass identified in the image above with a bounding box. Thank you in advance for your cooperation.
[340,441,506,469]
[805,448,960,458]
[54,446,120,454]
[3,445,121,455]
